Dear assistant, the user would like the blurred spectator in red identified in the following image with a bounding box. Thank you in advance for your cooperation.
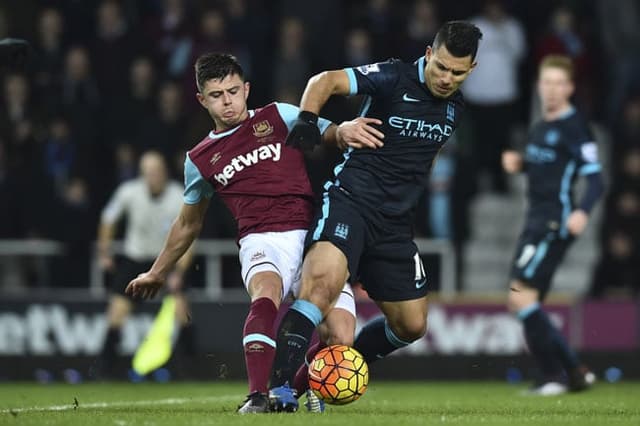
[532,6,594,118]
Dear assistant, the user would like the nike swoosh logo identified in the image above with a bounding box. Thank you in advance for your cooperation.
[415,279,427,289]
[402,93,421,102]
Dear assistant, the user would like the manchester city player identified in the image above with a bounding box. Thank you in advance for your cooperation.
[268,21,483,412]
[502,55,603,395]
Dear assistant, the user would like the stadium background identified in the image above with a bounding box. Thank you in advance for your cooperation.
[0,0,638,382]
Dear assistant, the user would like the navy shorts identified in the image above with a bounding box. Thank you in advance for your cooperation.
[510,226,574,300]
[306,185,429,302]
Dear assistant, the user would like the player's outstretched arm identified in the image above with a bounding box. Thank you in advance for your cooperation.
[286,70,352,150]
[299,70,352,114]
[126,198,209,299]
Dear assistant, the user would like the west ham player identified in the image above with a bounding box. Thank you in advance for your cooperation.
[502,55,603,395]
[268,21,483,412]
[126,53,383,413]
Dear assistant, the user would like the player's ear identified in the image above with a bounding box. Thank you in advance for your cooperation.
[196,92,206,108]
[244,81,250,100]
[425,46,432,60]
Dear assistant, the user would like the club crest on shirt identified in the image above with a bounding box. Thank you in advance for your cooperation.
[253,120,274,138]
[210,152,222,165]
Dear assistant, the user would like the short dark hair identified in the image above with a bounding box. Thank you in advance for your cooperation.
[194,53,245,92]
[433,21,483,61]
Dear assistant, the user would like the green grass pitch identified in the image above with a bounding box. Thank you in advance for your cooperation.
[1,381,639,425]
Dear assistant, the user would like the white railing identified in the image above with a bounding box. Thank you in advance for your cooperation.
[0,238,456,299]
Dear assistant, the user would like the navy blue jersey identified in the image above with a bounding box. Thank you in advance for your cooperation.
[523,108,601,236]
[329,58,464,218]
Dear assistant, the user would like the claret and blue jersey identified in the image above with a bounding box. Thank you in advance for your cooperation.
[331,57,465,217]
[523,107,602,236]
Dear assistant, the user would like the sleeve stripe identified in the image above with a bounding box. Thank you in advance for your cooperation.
[344,68,358,96]
[579,163,602,175]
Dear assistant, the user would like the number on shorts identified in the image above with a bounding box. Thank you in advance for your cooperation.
[516,244,536,268]
[413,252,426,281]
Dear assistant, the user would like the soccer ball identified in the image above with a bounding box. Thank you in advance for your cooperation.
[308,345,369,405]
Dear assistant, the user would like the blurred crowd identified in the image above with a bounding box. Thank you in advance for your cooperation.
[0,0,638,296]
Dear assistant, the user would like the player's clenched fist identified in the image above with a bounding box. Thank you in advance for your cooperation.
[285,111,321,151]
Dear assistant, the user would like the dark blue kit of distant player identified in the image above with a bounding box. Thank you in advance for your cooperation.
[306,57,464,302]
[510,109,602,298]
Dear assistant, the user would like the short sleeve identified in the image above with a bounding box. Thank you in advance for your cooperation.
[275,102,332,134]
[101,183,129,224]
[566,123,601,175]
[343,59,400,98]
[183,154,214,204]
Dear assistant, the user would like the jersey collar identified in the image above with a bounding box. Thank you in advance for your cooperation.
[416,56,426,84]
[208,109,256,139]
[557,106,576,120]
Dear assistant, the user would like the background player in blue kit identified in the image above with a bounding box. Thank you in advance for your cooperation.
[267,21,483,412]
[502,55,604,395]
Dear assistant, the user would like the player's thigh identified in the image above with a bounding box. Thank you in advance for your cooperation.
[318,284,356,345]
[305,186,367,285]
[359,239,429,303]
[507,279,540,312]
[377,297,429,341]
[239,230,306,302]
[510,228,574,301]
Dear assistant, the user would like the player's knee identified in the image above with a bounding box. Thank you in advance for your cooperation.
[300,274,341,312]
[107,296,132,326]
[248,271,283,304]
[320,323,355,346]
[392,318,427,342]
[507,280,537,313]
